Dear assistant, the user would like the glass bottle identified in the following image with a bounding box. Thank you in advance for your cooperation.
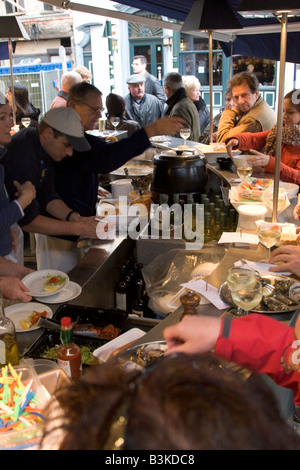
[204,211,214,243]
[221,211,228,233]
[132,279,146,317]
[57,317,81,379]
[0,290,19,367]
[180,290,200,321]
[212,207,222,241]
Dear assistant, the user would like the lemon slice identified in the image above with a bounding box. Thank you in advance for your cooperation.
[43,283,60,293]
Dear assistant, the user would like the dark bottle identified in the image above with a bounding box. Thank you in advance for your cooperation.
[212,207,222,241]
[204,211,214,243]
[57,317,81,379]
[132,280,146,317]
[228,208,237,232]
[221,211,228,232]
[0,289,19,367]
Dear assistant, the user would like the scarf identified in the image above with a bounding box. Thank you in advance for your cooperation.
[263,123,300,155]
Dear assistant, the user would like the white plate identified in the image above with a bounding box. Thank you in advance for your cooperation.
[35,281,82,304]
[150,135,171,143]
[22,270,69,297]
[5,302,53,333]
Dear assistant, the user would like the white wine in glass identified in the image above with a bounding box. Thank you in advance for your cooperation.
[237,166,252,179]
[257,224,282,261]
[21,117,31,128]
[179,128,191,146]
[231,281,262,316]
[111,117,120,133]
[227,267,257,291]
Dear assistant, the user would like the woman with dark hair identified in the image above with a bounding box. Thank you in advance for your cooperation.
[226,89,300,184]
[6,83,40,128]
[39,353,300,450]
[106,93,140,136]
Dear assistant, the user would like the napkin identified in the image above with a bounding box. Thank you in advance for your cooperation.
[180,279,230,310]
[218,232,259,245]
[234,259,292,276]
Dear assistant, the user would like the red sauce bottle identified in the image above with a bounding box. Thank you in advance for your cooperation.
[57,317,82,379]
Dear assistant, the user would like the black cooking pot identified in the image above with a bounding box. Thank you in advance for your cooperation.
[151,153,207,203]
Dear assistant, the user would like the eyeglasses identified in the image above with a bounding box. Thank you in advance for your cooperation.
[78,101,104,114]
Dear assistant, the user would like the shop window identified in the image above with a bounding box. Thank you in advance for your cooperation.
[232,57,275,86]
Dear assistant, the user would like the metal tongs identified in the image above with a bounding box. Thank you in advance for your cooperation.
[37,317,99,337]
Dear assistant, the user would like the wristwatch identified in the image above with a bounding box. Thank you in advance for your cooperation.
[65,210,80,221]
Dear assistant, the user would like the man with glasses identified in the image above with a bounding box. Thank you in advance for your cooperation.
[53,82,183,217]
[216,72,276,143]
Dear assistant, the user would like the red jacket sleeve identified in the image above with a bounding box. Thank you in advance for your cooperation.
[265,155,300,184]
[214,314,300,405]
[226,130,270,150]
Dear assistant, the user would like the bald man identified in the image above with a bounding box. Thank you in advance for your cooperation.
[50,71,82,109]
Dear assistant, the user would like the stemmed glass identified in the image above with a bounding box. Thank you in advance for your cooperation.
[226,266,260,317]
[257,223,282,262]
[236,165,253,180]
[230,280,263,317]
[21,117,31,128]
[110,117,120,134]
[179,128,190,146]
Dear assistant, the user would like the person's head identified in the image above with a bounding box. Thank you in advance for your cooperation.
[182,75,201,103]
[73,65,92,83]
[224,87,233,109]
[106,93,126,118]
[60,71,82,93]
[127,75,145,101]
[283,89,300,127]
[131,55,147,76]
[6,83,31,114]
[38,107,91,161]
[229,72,260,115]
[163,72,183,99]
[40,353,300,450]
[67,82,104,131]
[0,92,12,146]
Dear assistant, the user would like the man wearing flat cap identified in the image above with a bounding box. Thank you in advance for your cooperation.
[124,74,163,126]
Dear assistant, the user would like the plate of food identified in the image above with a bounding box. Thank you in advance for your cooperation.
[219,274,300,314]
[5,302,53,332]
[22,270,69,297]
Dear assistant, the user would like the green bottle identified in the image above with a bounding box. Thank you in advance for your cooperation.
[212,207,222,241]
[204,212,214,243]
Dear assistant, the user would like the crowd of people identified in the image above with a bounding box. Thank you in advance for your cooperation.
[2,57,300,450]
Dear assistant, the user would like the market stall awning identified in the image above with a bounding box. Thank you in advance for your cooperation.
[40,0,300,63]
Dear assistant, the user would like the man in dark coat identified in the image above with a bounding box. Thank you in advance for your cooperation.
[132,55,166,104]
[124,75,162,127]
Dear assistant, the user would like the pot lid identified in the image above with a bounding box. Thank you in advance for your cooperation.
[155,152,200,162]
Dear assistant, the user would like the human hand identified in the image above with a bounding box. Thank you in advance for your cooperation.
[268,245,300,277]
[245,149,270,167]
[75,216,110,239]
[0,277,32,302]
[145,116,185,138]
[226,138,240,157]
[163,314,222,356]
[14,180,36,209]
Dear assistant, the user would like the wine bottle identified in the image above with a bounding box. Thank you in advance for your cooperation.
[0,290,19,367]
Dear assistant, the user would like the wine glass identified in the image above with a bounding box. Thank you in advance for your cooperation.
[230,280,263,317]
[21,117,31,128]
[226,266,258,317]
[236,165,253,180]
[179,128,191,146]
[110,117,120,134]
[257,223,282,262]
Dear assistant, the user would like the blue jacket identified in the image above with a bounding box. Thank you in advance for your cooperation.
[0,147,23,256]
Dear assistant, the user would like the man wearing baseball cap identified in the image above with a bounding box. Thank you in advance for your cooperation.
[124,74,162,126]
[2,107,107,271]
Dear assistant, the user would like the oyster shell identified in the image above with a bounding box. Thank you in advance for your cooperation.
[136,343,168,366]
